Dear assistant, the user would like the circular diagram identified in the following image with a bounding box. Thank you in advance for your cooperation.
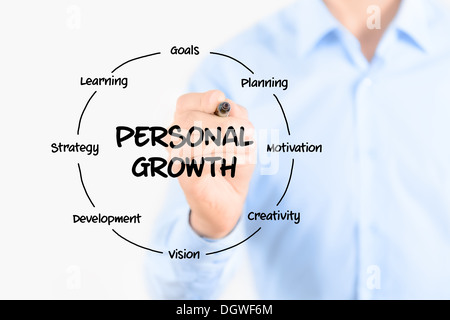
[58,46,302,260]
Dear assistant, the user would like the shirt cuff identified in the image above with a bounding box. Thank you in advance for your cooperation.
[167,210,244,259]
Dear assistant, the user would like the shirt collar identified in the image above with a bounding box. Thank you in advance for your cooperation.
[393,0,434,53]
[291,0,341,56]
[290,0,436,57]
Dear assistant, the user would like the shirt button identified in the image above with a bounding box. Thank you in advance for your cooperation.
[362,77,373,87]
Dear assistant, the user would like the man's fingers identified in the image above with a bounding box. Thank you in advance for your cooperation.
[176,90,225,114]
[226,99,248,120]
[176,90,249,120]
[167,90,255,170]
[174,110,252,131]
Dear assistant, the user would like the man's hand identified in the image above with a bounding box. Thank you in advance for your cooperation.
[167,90,256,239]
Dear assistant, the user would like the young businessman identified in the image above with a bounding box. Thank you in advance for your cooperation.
[148,0,450,299]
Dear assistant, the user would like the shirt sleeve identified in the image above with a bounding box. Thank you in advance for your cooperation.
[144,55,246,299]
[145,179,245,299]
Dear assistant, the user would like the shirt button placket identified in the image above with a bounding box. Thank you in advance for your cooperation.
[354,71,379,300]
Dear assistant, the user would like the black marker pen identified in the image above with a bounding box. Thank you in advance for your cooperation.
[214,101,231,117]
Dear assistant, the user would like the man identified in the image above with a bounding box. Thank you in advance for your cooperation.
[148,0,450,299]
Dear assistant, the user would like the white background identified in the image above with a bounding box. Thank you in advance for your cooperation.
[0,0,296,299]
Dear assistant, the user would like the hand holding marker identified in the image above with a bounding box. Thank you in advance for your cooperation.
[169,90,255,238]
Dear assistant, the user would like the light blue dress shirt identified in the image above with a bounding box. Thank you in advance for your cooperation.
[147,0,450,299]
